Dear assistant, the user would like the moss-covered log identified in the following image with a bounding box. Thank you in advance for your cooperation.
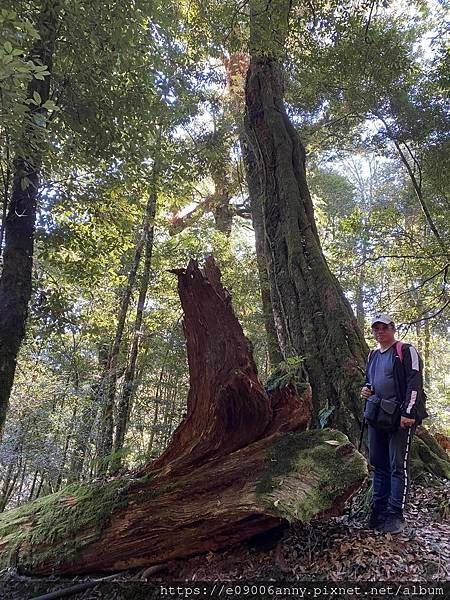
[0,258,366,574]
[0,428,366,575]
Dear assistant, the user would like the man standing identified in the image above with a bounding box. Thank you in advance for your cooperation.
[361,314,427,534]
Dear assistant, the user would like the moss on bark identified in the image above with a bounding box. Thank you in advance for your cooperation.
[410,437,450,482]
[257,429,367,522]
[0,478,131,570]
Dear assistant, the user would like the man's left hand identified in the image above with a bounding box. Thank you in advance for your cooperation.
[400,416,415,428]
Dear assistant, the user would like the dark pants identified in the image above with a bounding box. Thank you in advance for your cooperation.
[368,424,415,515]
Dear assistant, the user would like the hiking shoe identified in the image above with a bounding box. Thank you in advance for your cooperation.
[367,511,386,530]
[382,513,405,534]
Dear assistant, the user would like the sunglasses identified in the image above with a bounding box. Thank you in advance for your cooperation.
[372,324,391,331]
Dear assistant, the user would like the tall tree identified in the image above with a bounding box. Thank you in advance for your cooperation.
[244,0,369,440]
[112,169,159,472]
[0,0,59,437]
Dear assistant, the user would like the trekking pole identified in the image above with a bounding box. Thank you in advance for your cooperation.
[348,391,370,521]
[358,415,366,453]
[348,415,366,521]
[358,384,373,454]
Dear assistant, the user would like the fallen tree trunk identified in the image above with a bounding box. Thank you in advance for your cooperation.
[0,258,366,575]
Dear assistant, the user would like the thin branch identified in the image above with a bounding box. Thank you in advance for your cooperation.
[383,264,449,307]
[373,111,448,258]
[354,253,446,269]
[398,300,450,328]
[364,0,377,43]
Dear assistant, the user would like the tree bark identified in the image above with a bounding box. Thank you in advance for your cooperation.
[244,2,368,442]
[0,0,59,438]
[96,224,147,471]
[0,258,366,575]
[223,51,284,368]
[243,137,285,366]
[68,343,109,482]
[112,185,157,471]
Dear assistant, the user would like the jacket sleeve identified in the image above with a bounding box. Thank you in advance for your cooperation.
[401,345,422,419]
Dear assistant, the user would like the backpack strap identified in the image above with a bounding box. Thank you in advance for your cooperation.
[395,340,404,363]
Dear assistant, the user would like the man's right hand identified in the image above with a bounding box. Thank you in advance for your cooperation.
[360,386,372,399]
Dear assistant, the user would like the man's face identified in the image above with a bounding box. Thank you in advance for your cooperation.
[371,322,396,345]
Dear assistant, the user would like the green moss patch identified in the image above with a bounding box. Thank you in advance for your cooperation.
[256,429,367,523]
[0,477,131,570]
[410,437,450,482]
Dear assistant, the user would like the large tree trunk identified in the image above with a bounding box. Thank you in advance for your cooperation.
[244,138,286,366]
[0,258,366,575]
[244,1,368,443]
[224,52,284,368]
[0,0,59,438]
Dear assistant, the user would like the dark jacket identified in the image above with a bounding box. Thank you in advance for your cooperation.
[366,342,428,425]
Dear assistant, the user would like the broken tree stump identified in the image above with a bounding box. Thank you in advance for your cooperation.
[0,258,367,575]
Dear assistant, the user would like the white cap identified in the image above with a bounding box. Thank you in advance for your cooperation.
[371,313,395,326]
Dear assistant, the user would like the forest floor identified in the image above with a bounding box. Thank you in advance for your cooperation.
[1,479,448,599]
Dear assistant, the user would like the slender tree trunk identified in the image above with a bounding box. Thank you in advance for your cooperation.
[146,365,165,459]
[28,469,39,501]
[55,409,76,491]
[112,186,157,471]
[355,248,366,331]
[68,392,97,482]
[97,226,147,472]
[244,0,368,442]
[423,319,431,388]
[0,138,10,259]
[69,344,109,482]
[160,370,177,447]
[35,474,44,499]
[0,464,18,512]
[0,0,59,438]
[14,462,27,506]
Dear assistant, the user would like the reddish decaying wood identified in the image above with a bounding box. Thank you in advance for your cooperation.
[143,257,278,475]
[263,383,312,436]
[435,433,450,453]
[0,258,366,575]
[36,425,363,575]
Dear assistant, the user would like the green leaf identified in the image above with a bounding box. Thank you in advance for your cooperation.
[3,41,12,53]
[33,91,41,104]
[318,406,335,428]
[42,100,58,111]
